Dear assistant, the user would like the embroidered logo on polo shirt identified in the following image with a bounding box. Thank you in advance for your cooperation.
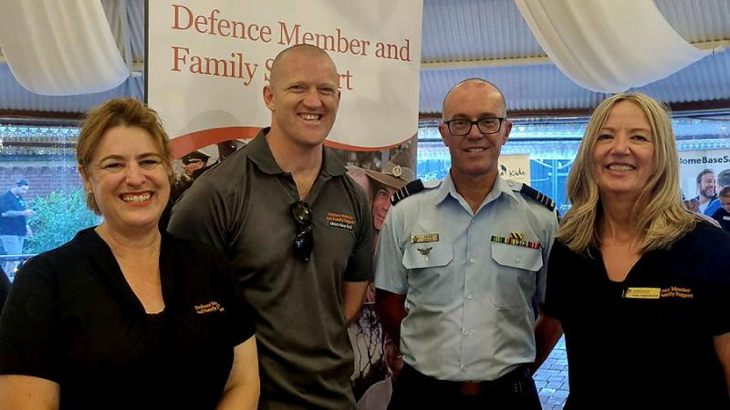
[326,211,355,231]
[660,286,693,299]
[194,301,226,314]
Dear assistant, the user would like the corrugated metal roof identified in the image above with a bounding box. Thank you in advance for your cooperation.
[422,0,544,62]
[128,0,146,63]
[0,0,728,116]
[0,63,143,113]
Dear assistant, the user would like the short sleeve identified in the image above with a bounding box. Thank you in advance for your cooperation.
[168,173,239,254]
[543,240,569,321]
[374,208,409,295]
[0,193,10,214]
[0,256,60,381]
[343,184,374,282]
[535,212,560,307]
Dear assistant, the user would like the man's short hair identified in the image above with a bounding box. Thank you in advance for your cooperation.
[441,78,507,120]
[696,168,714,185]
[720,186,730,198]
[15,178,29,187]
[717,169,730,188]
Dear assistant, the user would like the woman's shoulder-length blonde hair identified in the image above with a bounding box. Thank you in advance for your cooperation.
[556,92,701,255]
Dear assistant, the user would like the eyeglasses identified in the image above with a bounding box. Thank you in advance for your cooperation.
[443,117,505,136]
[290,201,314,261]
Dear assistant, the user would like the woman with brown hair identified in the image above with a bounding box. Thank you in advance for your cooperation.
[0,98,259,409]
[544,93,730,409]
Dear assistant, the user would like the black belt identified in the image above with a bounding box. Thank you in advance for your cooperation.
[402,363,531,396]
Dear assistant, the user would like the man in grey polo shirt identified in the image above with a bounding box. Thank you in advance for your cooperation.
[169,44,373,409]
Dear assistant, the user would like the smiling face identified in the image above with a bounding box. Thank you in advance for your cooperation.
[264,48,341,149]
[439,81,511,181]
[697,172,716,199]
[592,100,655,202]
[81,125,170,235]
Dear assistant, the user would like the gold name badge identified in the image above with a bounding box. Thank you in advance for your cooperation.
[623,287,661,299]
[411,233,439,244]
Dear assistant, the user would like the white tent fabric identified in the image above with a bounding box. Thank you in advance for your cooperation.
[0,0,129,96]
[102,0,132,71]
[514,0,706,93]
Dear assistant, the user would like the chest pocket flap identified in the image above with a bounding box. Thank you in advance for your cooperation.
[491,242,543,272]
[402,242,453,269]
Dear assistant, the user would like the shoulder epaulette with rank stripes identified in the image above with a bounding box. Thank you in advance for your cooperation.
[390,179,425,206]
[519,184,556,212]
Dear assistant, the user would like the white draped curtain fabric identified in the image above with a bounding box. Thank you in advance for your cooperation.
[0,0,129,96]
[514,0,706,93]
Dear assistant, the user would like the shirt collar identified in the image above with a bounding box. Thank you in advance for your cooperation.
[247,127,346,177]
[434,173,519,206]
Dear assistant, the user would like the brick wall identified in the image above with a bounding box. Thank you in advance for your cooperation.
[0,164,83,201]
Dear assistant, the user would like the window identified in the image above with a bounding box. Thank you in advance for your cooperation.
[0,124,99,278]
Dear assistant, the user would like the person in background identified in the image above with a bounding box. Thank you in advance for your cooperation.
[705,169,730,217]
[170,150,211,205]
[364,152,415,248]
[711,186,730,231]
[168,44,373,409]
[375,78,561,409]
[684,168,717,215]
[182,150,211,179]
[0,98,259,410]
[544,93,730,409]
[345,153,414,407]
[0,178,35,274]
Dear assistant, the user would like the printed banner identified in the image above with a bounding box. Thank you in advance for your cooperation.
[147,0,423,158]
[678,149,730,215]
[499,154,531,186]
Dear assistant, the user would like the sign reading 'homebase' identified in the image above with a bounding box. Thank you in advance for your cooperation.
[147,0,423,157]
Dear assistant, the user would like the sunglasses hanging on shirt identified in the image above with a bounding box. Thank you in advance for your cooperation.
[290,200,314,261]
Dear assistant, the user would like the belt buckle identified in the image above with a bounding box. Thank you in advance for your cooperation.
[460,381,481,396]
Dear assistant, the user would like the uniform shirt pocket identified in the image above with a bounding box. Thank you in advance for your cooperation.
[490,242,543,308]
[402,242,455,305]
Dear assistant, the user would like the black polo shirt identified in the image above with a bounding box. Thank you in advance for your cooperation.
[545,222,730,409]
[0,190,28,235]
[712,207,730,231]
[168,129,373,410]
[0,228,254,410]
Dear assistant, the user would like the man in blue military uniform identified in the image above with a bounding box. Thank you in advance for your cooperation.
[375,79,562,409]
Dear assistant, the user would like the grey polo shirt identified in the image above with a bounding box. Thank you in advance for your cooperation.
[168,129,373,410]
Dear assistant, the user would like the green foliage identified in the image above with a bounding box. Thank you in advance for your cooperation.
[24,190,100,254]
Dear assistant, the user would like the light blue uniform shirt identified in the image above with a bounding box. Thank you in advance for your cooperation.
[374,174,558,381]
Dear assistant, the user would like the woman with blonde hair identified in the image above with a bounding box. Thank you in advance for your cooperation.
[544,93,730,409]
[0,98,259,409]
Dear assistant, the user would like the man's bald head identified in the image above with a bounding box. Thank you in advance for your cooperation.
[268,44,338,89]
[442,78,507,120]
